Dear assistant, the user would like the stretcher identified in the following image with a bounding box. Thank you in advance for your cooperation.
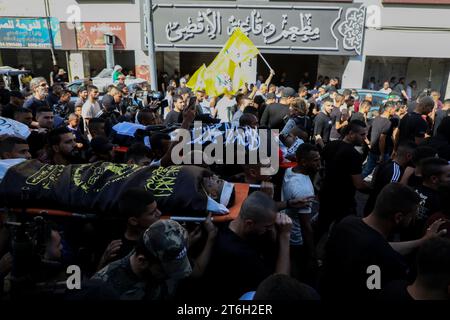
[165,183,250,223]
[3,183,252,224]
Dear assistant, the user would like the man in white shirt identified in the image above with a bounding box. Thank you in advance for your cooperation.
[214,94,236,123]
[81,85,101,139]
[232,95,253,126]
[379,81,392,95]
[282,143,321,280]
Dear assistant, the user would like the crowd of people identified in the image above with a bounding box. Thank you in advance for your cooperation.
[0,66,449,301]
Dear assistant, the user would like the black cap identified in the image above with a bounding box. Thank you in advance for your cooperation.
[281,87,298,98]
[101,94,115,111]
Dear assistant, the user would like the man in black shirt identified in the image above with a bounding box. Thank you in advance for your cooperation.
[421,117,450,161]
[405,157,450,240]
[46,84,62,108]
[329,94,347,141]
[43,126,77,165]
[365,141,416,215]
[362,102,396,177]
[381,237,450,300]
[260,87,297,130]
[201,191,292,300]
[23,77,50,118]
[97,188,162,270]
[313,98,333,148]
[164,94,184,126]
[27,106,55,158]
[396,96,434,146]
[1,90,24,119]
[392,77,409,102]
[320,183,442,300]
[350,100,371,125]
[432,98,450,136]
[318,120,370,238]
[52,89,72,119]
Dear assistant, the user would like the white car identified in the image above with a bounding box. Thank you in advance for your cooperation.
[92,68,147,92]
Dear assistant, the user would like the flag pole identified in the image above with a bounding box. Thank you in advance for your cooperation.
[258,52,272,72]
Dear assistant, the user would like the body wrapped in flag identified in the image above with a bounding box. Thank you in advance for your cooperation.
[0,160,213,217]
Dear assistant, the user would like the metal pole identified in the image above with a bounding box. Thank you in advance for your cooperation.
[427,67,432,96]
[145,0,158,91]
[65,51,72,81]
[44,0,57,66]
[104,34,115,70]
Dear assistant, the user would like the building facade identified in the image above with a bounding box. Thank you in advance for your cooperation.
[0,0,449,97]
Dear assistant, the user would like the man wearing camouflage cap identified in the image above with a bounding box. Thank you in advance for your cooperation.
[92,220,191,300]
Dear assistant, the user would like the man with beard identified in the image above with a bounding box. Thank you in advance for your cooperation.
[92,220,192,300]
[200,191,292,300]
[317,120,370,239]
[23,77,50,118]
[313,98,333,148]
[320,183,447,300]
[364,141,417,215]
[404,157,450,240]
[43,127,77,165]
[27,106,55,158]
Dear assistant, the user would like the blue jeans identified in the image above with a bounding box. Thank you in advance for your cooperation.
[362,152,389,178]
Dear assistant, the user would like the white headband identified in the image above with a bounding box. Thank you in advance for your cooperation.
[219,181,234,207]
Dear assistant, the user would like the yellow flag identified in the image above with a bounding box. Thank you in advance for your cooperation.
[186,64,207,91]
[203,28,258,96]
[204,57,238,97]
[221,28,260,64]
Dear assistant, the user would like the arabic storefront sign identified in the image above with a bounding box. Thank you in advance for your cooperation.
[149,2,366,55]
[0,17,61,49]
[76,22,126,49]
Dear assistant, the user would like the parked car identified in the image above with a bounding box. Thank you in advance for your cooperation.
[319,89,402,118]
[67,79,104,105]
[92,68,147,93]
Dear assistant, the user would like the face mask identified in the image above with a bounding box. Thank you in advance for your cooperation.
[206,196,229,215]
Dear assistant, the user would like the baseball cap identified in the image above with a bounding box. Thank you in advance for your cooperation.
[101,94,115,110]
[266,92,276,100]
[142,220,192,280]
[281,87,298,98]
